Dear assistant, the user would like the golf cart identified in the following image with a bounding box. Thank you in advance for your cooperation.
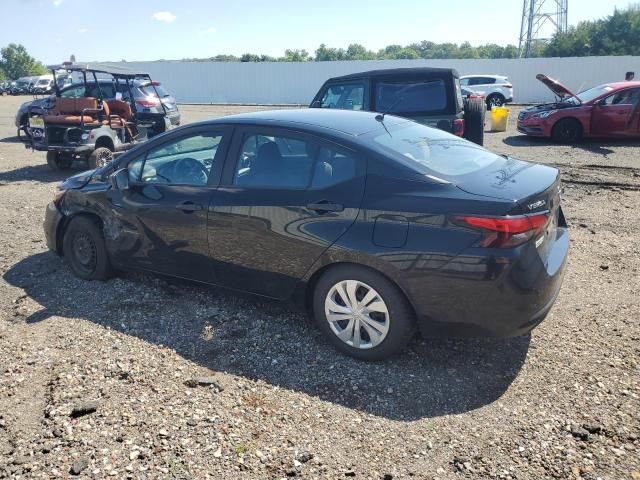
[27,64,172,170]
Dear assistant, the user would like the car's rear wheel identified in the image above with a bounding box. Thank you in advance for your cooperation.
[46,151,73,170]
[88,147,114,169]
[486,94,505,110]
[463,97,485,146]
[63,216,113,281]
[313,265,414,360]
[551,118,582,144]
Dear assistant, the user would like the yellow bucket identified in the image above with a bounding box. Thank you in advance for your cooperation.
[490,106,510,132]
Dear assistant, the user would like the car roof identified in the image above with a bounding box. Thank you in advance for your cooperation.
[325,67,459,82]
[206,108,410,136]
[460,74,505,78]
[52,63,150,78]
[603,81,640,90]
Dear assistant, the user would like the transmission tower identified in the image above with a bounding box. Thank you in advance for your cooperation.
[518,0,568,57]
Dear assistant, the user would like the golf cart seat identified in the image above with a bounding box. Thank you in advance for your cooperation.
[105,99,133,120]
[100,101,129,129]
[44,97,101,126]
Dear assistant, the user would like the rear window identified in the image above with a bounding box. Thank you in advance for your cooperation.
[140,84,171,98]
[369,122,500,177]
[375,79,447,114]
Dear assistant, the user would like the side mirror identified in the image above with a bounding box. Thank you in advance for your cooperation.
[110,168,130,190]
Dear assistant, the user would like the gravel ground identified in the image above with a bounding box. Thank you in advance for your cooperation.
[0,96,638,480]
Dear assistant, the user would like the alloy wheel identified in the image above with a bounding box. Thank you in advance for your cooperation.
[324,280,390,349]
[96,149,113,167]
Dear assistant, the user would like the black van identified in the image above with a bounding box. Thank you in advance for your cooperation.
[310,67,485,145]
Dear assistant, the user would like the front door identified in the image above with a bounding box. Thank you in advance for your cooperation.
[591,88,640,136]
[106,126,229,282]
[208,127,366,299]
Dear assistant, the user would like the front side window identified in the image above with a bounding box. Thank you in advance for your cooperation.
[129,132,222,186]
[375,79,447,114]
[60,85,86,98]
[601,88,640,106]
[318,83,365,110]
[234,134,313,188]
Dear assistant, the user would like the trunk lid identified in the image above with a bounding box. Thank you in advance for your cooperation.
[536,74,579,102]
[455,156,560,210]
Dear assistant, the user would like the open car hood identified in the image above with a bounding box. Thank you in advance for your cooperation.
[536,74,579,102]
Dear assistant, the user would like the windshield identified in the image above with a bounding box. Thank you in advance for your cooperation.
[368,122,501,178]
[575,85,614,104]
[37,79,49,85]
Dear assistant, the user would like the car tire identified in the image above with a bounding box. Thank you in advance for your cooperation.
[46,151,72,170]
[312,265,415,361]
[62,216,113,281]
[463,97,485,146]
[88,147,114,169]
[551,118,582,144]
[486,94,505,110]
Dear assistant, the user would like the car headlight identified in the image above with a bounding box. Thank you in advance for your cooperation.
[53,188,67,205]
[532,110,557,119]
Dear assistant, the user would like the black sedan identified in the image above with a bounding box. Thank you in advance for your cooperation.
[44,109,569,360]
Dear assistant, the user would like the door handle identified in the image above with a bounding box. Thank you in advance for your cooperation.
[306,201,344,213]
[176,201,203,212]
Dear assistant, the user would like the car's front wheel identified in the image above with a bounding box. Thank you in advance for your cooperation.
[62,216,113,281]
[313,265,414,360]
[552,118,583,143]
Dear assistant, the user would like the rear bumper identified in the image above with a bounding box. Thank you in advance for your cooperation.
[405,227,569,338]
[43,202,64,253]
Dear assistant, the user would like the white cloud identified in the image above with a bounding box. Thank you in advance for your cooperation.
[78,28,87,34]
[52,0,63,6]
[206,27,216,33]
[151,11,176,23]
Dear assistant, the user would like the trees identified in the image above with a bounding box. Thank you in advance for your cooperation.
[0,44,47,79]
[544,5,640,57]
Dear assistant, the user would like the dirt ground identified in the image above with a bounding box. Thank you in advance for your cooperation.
[0,95,638,480]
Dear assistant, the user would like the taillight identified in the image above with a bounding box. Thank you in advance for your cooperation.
[505,83,513,88]
[455,213,549,248]
[135,98,160,108]
[453,118,464,137]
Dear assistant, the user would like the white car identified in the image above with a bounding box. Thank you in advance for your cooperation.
[460,75,513,109]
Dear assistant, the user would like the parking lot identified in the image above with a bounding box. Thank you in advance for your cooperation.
[0,94,638,479]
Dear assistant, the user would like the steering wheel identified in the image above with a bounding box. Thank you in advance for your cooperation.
[173,157,208,185]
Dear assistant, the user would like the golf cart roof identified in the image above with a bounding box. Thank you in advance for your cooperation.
[50,63,150,78]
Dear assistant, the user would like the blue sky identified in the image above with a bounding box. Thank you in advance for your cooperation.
[2,0,630,63]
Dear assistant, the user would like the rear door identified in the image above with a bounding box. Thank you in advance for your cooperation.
[208,127,366,299]
[591,88,640,136]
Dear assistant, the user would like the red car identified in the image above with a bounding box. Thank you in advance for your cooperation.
[517,74,640,142]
